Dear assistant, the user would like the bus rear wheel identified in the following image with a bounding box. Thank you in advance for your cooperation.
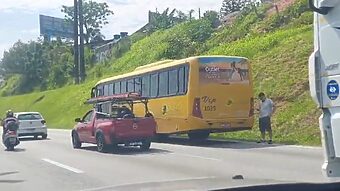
[188,131,210,141]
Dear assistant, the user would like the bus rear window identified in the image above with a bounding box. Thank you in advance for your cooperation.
[199,57,249,84]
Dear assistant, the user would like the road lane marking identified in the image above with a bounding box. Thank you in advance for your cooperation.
[80,176,216,191]
[171,153,222,161]
[42,158,84,174]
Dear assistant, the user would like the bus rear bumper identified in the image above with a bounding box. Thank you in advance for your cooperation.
[186,117,254,133]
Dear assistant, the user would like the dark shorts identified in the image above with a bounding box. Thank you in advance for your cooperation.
[259,116,271,133]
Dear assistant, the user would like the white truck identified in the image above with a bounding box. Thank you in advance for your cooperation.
[309,0,340,177]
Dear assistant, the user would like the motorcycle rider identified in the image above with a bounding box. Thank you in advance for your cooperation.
[2,110,18,141]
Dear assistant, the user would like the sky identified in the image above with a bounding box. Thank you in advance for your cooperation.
[0,0,222,59]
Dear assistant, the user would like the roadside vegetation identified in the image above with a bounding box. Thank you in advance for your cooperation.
[0,0,320,145]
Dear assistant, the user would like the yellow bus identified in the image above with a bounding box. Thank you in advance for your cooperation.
[91,56,254,140]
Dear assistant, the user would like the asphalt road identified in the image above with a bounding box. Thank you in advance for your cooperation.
[0,129,339,191]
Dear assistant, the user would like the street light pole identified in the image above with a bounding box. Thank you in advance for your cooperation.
[73,0,79,84]
[79,0,85,83]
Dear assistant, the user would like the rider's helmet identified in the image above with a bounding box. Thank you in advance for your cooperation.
[6,110,14,118]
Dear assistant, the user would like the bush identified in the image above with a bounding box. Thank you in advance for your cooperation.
[253,0,311,33]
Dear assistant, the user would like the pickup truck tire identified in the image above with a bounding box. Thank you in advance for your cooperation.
[72,132,82,149]
[96,133,108,153]
[140,140,151,151]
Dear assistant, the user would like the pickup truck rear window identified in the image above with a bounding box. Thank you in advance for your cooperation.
[18,113,42,120]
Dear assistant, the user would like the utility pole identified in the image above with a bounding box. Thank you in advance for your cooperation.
[73,0,79,84]
[198,8,201,19]
[79,0,85,82]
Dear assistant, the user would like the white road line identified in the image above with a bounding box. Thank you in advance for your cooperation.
[171,153,222,161]
[80,176,216,191]
[42,158,84,174]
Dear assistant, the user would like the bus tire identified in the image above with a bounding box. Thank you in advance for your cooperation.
[188,131,210,141]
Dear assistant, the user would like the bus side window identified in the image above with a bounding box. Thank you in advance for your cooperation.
[178,67,185,94]
[159,71,169,97]
[115,82,121,95]
[128,79,134,93]
[169,69,178,95]
[150,73,159,98]
[104,84,109,96]
[135,78,141,94]
[97,85,104,96]
[108,83,114,96]
[121,80,127,93]
[184,65,189,93]
[142,75,150,97]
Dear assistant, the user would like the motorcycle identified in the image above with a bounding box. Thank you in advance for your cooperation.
[2,119,20,151]
[3,130,19,151]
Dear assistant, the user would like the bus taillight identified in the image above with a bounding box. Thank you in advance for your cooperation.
[192,98,203,118]
[249,97,254,117]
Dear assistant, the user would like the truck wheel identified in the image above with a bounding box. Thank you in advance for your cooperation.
[72,132,82,149]
[140,140,151,151]
[42,134,48,139]
[188,131,210,141]
[96,133,107,153]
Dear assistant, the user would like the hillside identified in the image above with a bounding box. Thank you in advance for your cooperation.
[0,0,320,145]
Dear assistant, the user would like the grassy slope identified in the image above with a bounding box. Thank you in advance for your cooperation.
[0,1,320,145]
[209,26,321,145]
[0,81,94,128]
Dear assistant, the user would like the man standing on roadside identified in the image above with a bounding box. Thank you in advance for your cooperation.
[257,92,276,144]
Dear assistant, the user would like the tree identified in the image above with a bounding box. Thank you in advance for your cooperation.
[176,10,188,21]
[220,0,252,16]
[203,11,220,28]
[188,9,195,21]
[61,0,114,43]
[148,8,187,32]
[0,39,78,93]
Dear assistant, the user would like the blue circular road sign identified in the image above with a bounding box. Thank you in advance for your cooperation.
[327,80,339,100]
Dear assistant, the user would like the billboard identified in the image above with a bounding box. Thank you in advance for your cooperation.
[199,57,250,85]
[39,15,74,39]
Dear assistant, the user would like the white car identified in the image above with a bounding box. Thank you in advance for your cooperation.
[14,112,48,139]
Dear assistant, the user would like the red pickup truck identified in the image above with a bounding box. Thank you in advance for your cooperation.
[71,94,157,153]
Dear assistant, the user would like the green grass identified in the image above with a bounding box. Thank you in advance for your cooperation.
[0,0,321,145]
[0,81,94,129]
[209,25,321,146]
[0,74,22,96]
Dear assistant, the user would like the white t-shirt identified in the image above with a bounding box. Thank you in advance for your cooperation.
[259,98,274,118]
